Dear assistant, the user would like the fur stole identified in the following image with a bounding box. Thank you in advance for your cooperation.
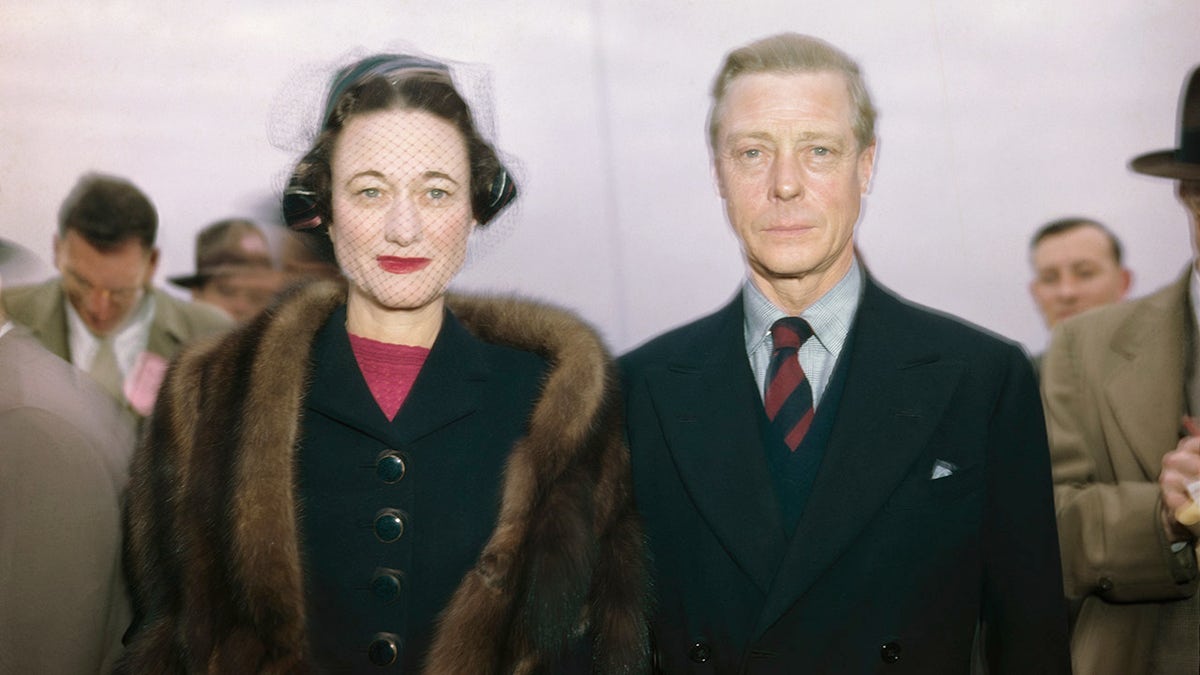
[118,281,649,674]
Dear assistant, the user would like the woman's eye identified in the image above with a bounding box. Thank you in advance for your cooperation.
[359,187,382,198]
[428,188,447,200]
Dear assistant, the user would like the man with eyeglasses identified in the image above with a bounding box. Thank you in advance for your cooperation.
[2,173,230,418]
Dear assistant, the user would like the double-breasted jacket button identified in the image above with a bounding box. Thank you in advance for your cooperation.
[880,640,902,664]
[370,568,404,603]
[1097,577,1114,593]
[688,641,711,663]
[376,450,407,483]
[367,632,400,666]
[373,508,406,543]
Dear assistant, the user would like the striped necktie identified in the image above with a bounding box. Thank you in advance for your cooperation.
[765,317,815,451]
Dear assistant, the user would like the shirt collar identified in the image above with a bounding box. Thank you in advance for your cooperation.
[65,287,156,357]
[743,257,863,358]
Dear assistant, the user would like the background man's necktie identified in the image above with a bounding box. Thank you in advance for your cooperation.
[765,317,814,451]
[88,338,124,402]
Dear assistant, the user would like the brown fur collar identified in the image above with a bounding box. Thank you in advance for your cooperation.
[119,281,649,674]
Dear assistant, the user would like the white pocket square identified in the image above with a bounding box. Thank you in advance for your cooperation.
[930,459,958,480]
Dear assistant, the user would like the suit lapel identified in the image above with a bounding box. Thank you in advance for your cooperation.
[645,297,788,593]
[145,289,185,359]
[1102,272,1188,478]
[755,279,966,634]
[22,281,71,361]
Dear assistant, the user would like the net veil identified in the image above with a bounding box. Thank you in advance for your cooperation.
[268,47,522,310]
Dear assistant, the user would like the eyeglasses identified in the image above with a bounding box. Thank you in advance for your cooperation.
[61,268,145,305]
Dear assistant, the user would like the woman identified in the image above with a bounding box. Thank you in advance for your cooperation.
[118,53,648,673]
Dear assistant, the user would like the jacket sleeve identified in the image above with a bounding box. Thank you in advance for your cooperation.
[1042,321,1198,603]
[980,346,1071,674]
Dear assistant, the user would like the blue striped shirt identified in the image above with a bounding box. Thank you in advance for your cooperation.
[743,259,863,409]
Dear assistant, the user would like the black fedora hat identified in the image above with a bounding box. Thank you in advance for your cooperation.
[1130,65,1200,180]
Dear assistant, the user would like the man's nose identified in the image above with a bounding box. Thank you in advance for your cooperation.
[86,287,116,317]
[771,153,804,201]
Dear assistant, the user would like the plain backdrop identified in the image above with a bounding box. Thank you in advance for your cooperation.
[1,0,1195,355]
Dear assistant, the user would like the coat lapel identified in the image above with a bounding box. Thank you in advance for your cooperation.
[145,288,187,359]
[19,281,71,361]
[755,279,966,634]
[1102,271,1189,478]
[645,297,788,593]
[391,310,489,443]
[305,306,489,445]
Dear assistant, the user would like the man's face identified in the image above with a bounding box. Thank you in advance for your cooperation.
[1180,180,1200,267]
[54,230,158,337]
[193,270,280,323]
[1029,225,1130,328]
[713,71,875,298]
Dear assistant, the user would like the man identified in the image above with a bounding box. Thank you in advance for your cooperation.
[169,218,283,323]
[622,33,1069,673]
[1029,217,1131,330]
[0,239,137,673]
[1,173,230,417]
[1044,65,1200,675]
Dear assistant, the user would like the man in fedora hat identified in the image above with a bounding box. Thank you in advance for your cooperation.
[1043,65,1200,674]
[170,218,283,323]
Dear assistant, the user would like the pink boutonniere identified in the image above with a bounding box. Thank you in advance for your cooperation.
[124,351,169,416]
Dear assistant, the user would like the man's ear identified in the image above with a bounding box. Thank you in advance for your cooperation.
[713,159,728,200]
[144,247,161,284]
[858,139,877,195]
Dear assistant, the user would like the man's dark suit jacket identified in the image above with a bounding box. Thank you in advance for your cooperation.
[621,275,1070,674]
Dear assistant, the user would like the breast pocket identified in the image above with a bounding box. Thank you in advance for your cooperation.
[884,461,984,513]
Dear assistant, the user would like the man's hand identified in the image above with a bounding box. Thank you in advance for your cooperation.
[1160,417,1200,541]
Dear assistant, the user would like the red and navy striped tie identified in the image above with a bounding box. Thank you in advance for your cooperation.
[765,317,815,452]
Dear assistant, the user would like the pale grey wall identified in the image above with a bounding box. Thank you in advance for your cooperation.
[1,0,1195,354]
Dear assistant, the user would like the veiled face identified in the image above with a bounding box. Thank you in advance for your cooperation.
[328,108,474,313]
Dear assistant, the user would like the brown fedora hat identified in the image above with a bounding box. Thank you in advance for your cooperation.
[1130,65,1200,180]
[169,218,274,289]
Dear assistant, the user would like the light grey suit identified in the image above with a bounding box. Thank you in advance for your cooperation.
[0,325,137,674]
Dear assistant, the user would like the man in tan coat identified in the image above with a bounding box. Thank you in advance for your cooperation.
[1043,65,1200,674]
[0,240,137,673]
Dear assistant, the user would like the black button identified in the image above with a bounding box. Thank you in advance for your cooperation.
[370,569,404,603]
[373,509,406,543]
[688,641,711,663]
[376,451,407,483]
[1097,577,1114,593]
[368,633,399,666]
[880,641,902,663]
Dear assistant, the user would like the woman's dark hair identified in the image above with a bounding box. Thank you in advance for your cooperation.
[283,56,516,231]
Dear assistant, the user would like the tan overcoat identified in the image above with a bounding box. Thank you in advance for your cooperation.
[1043,269,1200,675]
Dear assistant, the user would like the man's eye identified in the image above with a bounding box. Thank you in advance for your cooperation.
[742,148,761,158]
[813,147,830,156]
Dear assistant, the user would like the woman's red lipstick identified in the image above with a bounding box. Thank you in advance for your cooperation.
[377,256,430,273]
